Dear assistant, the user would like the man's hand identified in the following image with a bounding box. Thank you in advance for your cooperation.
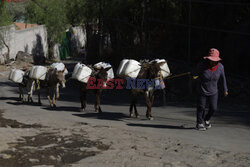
[224,91,228,97]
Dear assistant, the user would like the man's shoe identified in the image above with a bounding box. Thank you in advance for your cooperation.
[196,124,206,131]
[205,121,211,129]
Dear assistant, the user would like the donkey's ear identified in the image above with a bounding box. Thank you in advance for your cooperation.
[105,67,112,71]
[53,68,57,74]
[140,63,149,68]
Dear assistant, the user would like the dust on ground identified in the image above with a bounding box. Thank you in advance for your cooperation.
[0,109,109,167]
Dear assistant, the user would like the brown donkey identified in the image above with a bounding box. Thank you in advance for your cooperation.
[78,66,112,113]
[26,68,66,108]
[129,61,166,120]
[38,68,66,108]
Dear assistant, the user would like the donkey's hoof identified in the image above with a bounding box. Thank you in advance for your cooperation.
[148,117,154,120]
[135,115,140,118]
[81,108,85,112]
[129,113,134,117]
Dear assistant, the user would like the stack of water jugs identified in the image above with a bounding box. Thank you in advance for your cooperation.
[72,62,114,83]
[116,59,170,79]
[9,62,67,84]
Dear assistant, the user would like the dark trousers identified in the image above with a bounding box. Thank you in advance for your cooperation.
[197,93,218,124]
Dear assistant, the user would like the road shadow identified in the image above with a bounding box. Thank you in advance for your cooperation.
[126,123,195,130]
[180,109,250,127]
[42,106,80,112]
[0,97,20,101]
[73,112,129,121]
[0,81,17,88]
[6,101,43,106]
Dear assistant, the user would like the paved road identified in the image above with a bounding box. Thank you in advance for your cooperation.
[1,71,250,154]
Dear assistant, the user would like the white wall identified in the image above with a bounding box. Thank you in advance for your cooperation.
[71,26,87,52]
[0,24,48,60]
[1,25,87,60]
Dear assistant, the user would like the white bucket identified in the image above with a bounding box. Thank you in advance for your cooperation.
[29,66,47,80]
[9,69,25,83]
[50,62,65,71]
[63,68,68,75]
[151,59,170,79]
[116,59,129,76]
[94,62,114,79]
[72,63,92,83]
[122,59,141,78]
[107,68,114,79]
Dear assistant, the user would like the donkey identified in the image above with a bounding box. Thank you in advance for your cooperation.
[78,66,112,113]
[129,61,166,120]
[18,68,35,103]
[27,68,66,108]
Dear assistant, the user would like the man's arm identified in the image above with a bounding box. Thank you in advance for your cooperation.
[220,65,228,96]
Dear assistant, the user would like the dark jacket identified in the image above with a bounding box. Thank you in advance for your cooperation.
[192,61,228,96]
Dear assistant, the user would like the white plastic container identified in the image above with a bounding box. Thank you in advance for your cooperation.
[50,62,65,71]
[122,59,141,78]
[29,66,47,80]
[9,69,25,83]
[116,59,129,76]
[72,63,92,83]
[63,68,69,75]
[107,68,114,79]
[94,62,114,79]
[150,59,170,79]
[93,62,105,69]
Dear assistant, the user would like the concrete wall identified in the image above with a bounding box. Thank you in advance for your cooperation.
[71,26,86,51]
[0,24,48,60]
[1,25,86,60]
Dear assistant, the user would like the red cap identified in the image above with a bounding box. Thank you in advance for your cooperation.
[203,48,221,62]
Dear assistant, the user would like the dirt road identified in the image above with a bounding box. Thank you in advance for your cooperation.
[0,71,250,167]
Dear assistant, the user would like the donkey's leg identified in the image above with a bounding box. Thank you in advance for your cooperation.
[148,94,155,119]
[95,91,102,113]
[18,84,22,100]
[144,92,153,120]
[129,90,136,117]
[79,84,87,112]
[52,87,57,108]
[37,88,42,105]
[129,102,134,117]
[28,80,35,104]
[18,84,23,102]
[46,87,53,108]
[130,97,139,118]
[80,91,87,112]
[82,91,87,111]
[56,83,60,99]
[134,98,139,118]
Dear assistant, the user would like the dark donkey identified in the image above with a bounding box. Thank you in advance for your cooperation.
[129,61,166,120]
[78,66,112,113]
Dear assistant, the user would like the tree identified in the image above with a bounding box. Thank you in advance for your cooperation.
[25,0,68,58]
[6,0,30,22]
[0,0,12,63]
